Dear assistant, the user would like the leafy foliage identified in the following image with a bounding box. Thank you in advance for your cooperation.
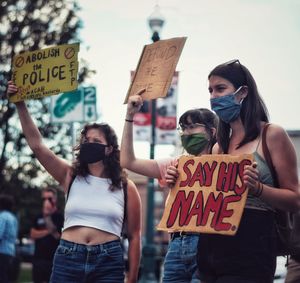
[0,0,94,236]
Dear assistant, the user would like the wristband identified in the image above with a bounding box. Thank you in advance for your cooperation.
[254,182,264,197]
[125,119,134,123]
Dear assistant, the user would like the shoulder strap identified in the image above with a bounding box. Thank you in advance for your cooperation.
[66,175,76,202]
[121,181,128,237]
[262,123,279,187]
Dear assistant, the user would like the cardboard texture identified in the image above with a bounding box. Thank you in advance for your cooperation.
[157,154,254,236]
[124,37,186,103]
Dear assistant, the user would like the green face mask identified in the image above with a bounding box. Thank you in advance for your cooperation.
[181,133,209,155]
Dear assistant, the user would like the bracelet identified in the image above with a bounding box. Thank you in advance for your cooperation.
[254,182,264,197]
[125,119,134,123]
[258,183,264,197]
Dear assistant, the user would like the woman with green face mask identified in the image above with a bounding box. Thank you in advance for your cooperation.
[121,94,218,283]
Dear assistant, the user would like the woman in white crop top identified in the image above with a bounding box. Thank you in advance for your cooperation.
[6,81,142,283]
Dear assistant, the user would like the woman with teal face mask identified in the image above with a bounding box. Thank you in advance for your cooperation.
[121,95,217,283]
[193,60,300,283]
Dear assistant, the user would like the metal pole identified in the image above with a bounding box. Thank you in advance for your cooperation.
[139,32,160,283]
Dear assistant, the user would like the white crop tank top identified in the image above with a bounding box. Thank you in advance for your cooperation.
[63,175,125,237]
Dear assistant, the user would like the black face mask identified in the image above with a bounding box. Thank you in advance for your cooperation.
[79,143,108,164]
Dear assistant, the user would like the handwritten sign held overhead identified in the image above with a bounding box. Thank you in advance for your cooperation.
[10,43,79,102]
[157,154,253,236]
[124,37,186,103]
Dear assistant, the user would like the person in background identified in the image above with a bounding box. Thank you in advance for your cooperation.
[6,81,142,283]
[0,194,18,283]
[30,187,64,283]
[121,93,218,283]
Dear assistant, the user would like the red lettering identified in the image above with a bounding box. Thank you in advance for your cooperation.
[203,161,218,186]
[214,195,241,231]
[185,190,204,225]
[166,190,194,227]
[229,162,239,192]
[188,163,205,187]
[216,162,234,192]
[201,192,223,227]
[235,159,252,195]
[179,159,195,187]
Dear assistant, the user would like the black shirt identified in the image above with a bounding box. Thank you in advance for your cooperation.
[32,211,64,260]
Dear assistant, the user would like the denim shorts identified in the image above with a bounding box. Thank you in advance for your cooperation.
[50,239,125,283]
[162,234,200,283]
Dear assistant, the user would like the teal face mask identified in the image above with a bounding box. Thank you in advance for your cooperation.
[210,86,243,124]
[181,133,210,155]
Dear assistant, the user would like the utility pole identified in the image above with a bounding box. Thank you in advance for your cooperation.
[140,5,165,283]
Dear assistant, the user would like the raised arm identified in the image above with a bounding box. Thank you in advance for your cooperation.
[125,179,142,283]
[120,93,161,179]
[6,81,72,190]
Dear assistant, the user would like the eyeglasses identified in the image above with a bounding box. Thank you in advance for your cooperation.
[177,123,206,135]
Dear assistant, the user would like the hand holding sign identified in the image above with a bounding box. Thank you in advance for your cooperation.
[10,43,79,102]
[243,161,260,195]
[6,81,18,101]
[127,89,146,116]
[165,161,179,188]
[157,154,254,236]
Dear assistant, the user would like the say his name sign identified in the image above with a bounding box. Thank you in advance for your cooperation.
[157,154,253,236]
[124,37,186,103]
[10,43,79,102]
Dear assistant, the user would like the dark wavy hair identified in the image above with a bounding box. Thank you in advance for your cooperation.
[208,60,269,153]
[179,108,218,153]
[72,123,127,191]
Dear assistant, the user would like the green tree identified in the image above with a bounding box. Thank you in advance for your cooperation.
[0,0,94,236]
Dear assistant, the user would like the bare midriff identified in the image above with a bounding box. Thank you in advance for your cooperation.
[61,226,119,245]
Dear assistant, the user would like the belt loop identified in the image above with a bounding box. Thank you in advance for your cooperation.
[180,231,183,237]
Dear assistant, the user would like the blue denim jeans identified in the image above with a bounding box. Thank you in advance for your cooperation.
[162,234,200,283]
[50,239,125,283]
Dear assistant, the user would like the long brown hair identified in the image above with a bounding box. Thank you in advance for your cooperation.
[209,60,269,153]
[72,123,127,191]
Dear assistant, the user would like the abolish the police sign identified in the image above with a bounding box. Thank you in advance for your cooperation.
[10,43,79,103]
[157,154,253,236]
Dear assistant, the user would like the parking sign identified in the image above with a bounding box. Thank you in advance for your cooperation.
[50,87,97,123]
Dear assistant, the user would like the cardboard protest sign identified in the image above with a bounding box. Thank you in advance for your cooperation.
[157,154,253,236]
[124,37,186,103]
[10,43,79,102]
[130,70,179,144]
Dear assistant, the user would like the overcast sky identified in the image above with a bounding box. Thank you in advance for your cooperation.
[77,0,300,157]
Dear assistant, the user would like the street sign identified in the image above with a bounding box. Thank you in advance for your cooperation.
[50,86,97,123]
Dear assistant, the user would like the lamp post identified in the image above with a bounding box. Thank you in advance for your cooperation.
[140,5,165,283]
